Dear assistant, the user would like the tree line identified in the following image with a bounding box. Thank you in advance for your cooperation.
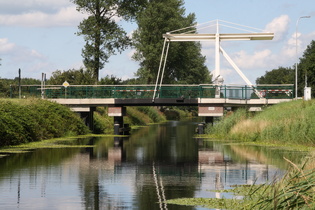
[256,40,315,97]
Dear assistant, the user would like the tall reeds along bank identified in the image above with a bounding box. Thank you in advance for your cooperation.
[206,100,315,145]
[244,157,315,209]
[0,99,89,147]
[205,108,253,139]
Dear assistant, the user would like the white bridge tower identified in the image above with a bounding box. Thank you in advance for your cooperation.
[153,19,274,99]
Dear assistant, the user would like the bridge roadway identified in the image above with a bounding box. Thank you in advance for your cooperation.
[49,97,292,109]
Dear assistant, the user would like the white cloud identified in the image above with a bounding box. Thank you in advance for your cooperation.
[0,6,86,27]
[0,37,49,78]
[127,48,136,60]
[0,38,16,53]
[264,15,290,41]
[0,0,71,14]
[233,49,272,70]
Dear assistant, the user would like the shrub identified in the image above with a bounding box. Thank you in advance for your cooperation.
[93,107,113,134]
[0,99,89,147]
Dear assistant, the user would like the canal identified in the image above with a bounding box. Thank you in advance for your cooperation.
[0,121,307,209]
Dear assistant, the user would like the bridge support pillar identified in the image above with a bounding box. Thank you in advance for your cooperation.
[108,107,128,135]
[114,116,124,135]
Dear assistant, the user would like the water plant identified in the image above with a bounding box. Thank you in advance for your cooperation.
[243,157,315,209]
[166,157,315,209]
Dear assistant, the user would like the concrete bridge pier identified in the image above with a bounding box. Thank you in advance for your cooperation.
[108,107,129,135]
[114,116,124,135]
[197,105,224,134]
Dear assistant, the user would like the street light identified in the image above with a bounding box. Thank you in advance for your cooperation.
[295,16,311,99]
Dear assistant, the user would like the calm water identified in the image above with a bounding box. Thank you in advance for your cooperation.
[0,121,307,210]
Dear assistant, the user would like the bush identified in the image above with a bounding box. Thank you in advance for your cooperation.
[163,107,193,120]
[0,99,89,147]
[93,107,113,134]
[125,107,152,126]
[136,106,166,123]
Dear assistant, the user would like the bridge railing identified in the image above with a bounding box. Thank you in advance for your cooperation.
[9,84,294,100]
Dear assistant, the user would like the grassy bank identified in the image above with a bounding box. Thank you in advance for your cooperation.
[206,100,315,145]
[93,106,167,134]
[0,98,90,147]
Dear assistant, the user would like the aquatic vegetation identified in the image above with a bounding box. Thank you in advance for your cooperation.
[166,197,242,209]
[166,157,315,209]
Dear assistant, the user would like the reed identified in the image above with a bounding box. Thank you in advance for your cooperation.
[244,157,315,209]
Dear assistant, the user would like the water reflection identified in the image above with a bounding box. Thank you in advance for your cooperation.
[0,121,307,210]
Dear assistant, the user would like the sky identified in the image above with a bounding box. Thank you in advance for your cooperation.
[0,0,314,85]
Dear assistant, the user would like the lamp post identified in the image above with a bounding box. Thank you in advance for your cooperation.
[295,16,310,99]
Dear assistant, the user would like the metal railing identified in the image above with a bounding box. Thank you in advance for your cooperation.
[10,84,294,100]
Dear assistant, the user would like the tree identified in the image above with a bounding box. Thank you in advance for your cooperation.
[72,0,146,83]
[48,68,94,85]
[0,78,41,98]
[298,40,315,97]
[99,75,122,85]
[132,0,210,84]
[256,67,294,84]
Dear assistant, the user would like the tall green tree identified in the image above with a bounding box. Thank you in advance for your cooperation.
[132,0,210,84]
[48,68,94,85]
[256,67,294,84]
[298,40,315,97]
[72,0,146,83]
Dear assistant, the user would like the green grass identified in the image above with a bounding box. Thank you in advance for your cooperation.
[206,100,315,145]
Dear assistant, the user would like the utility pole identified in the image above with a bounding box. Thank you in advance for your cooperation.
[18,68,21,99]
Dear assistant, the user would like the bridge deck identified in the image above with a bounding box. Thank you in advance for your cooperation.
[48,97,292,107]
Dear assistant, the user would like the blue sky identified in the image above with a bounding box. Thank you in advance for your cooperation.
[0,0,314,84]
